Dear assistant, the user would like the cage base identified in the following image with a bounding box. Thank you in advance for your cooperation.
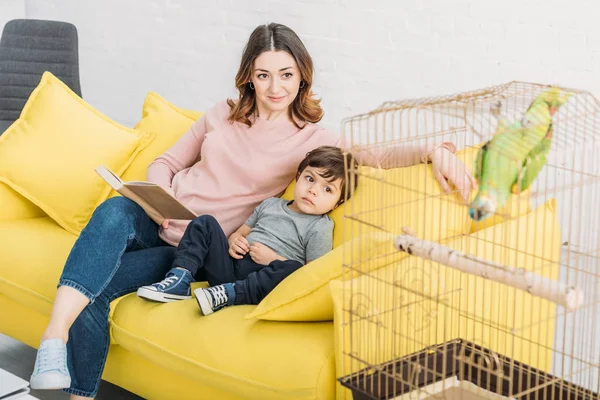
[339,339,597,400]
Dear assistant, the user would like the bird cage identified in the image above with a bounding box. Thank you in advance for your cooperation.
[337,82,600,399]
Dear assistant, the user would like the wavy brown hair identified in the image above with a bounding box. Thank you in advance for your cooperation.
[227,23,323,129]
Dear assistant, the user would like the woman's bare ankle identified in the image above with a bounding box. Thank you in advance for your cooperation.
[41,325,68,344]
[70,395,93,400]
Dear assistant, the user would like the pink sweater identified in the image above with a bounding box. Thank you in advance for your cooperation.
[147,100,338,245]
[147,100,441,246]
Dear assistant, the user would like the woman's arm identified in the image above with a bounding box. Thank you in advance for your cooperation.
[336,135,475,201]
[146,114,208,191]
[338,135,455,168]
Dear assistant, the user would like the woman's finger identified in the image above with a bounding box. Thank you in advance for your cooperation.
[452,171,472,202]
[433,167,451,194]
[465,167,477,189]
[471,174,478,190]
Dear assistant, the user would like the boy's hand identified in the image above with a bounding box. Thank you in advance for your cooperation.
[249,242,281,265]
[228,233,249,259]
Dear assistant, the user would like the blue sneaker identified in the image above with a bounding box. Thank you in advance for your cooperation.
[137,267,194,302]
[194,283,235,315]
[30,338,71,390]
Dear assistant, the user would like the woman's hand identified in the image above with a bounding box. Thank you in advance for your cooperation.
[249,242,282,265]
[161,187,177,229]
[429,146,476,202]
[228,233,250,260]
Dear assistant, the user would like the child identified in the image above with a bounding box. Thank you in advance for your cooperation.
[137,146,358,315]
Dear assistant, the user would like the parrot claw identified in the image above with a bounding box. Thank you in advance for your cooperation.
[511,183,521,194]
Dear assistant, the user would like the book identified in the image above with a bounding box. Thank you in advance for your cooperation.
[95,165,197,225]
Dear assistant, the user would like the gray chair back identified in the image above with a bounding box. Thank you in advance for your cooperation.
[0,19,81,134]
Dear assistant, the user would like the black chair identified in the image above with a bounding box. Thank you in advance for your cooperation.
[0,19,81,134]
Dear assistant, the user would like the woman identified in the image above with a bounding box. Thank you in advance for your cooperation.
[30,23,474,399]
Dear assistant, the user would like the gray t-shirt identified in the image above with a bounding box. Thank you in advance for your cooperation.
[245,197,333,264]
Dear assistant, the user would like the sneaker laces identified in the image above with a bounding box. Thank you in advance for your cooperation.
[36,345,66,373]
[157,275,179,289]
[207,286,228,308]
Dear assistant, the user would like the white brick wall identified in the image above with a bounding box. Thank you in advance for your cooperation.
[2,0,599,132]
[0,0,26,34]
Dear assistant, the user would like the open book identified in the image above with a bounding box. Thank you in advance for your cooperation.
[95,165,197,225]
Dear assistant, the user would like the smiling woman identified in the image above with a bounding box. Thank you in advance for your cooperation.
[227,23,322,128]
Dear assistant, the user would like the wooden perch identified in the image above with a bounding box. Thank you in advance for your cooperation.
[394,234,584,312]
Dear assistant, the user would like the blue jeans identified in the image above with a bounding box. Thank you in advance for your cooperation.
[58,197,175,397]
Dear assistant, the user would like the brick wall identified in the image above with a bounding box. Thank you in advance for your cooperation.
[0,0,26,35]
[5,0,599,132]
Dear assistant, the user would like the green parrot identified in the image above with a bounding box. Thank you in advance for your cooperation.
[469,87,572,221]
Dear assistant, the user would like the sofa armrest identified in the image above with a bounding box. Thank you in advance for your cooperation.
[0,181,46,221]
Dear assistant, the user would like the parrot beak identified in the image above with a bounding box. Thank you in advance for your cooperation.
[549,106,558,116]
[469,208,487,221]
[468,195,496,221]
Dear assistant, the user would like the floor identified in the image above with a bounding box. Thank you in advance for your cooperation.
[0,333,143,400]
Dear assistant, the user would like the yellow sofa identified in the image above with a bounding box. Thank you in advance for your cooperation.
[0,75,559,399]
[0,215,336,399]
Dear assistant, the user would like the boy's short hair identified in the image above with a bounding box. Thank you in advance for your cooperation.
[296,146,359,207]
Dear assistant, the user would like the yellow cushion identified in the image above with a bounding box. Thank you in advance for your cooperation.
[110,294,335,400]
[330,199,560,400]
[0,181,45,221]
[176,107,203,122]
[0,72,153,235]
[123,92,203,182]
[459,144,532,233]
[253,151,473,322]
[246,232,407,321]
[0,217,77,316]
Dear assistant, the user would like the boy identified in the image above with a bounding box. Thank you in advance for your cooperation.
[137,146,358,315]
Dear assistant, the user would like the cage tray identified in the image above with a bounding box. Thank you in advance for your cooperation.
[339,339,597,400]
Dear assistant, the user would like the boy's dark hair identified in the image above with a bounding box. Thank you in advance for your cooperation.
[296,146,359,207]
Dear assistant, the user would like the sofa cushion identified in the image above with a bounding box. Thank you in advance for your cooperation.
[245,232,406,322]
[123,92,202,183]
[0,181,46,221]
[0,217,76,315]
[0,72,154,235]
[110,294,335,400]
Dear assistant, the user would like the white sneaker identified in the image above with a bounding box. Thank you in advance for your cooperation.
[30,338,71,390]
